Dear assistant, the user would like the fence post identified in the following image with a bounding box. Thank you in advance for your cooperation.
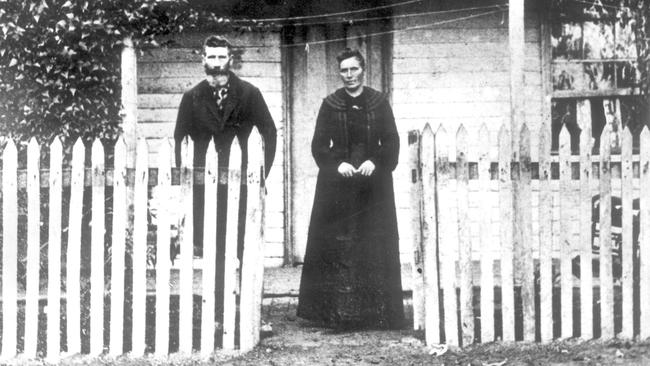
[155,138,173,356]
[456,125,473,346]
[578,101,593,340]
[409,130,425,332]
[200,139,219,356]
[640,126,650,339]
[178,137,194,354]
[1,140,18,360]
[477,124,494,343]
[621,126,634,339]
[131,138,149,356]
[223,138,242,351]
[420,124,439,344]
[90,139,106,355]
[559,125,573,338]
[240,128,265,352]
[121,36,138,168]
[47,138,63,362]
[518,125,535,341]
[110,138,128,356]
[66,138,85,355]
[435,126,458,346]
[25,137,41,358]
[498,125,515,342]
[599,126,614,339]
[538,123,553,342]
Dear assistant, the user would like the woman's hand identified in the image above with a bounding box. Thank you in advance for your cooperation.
[337,162,356,178]
[357,160,375,176]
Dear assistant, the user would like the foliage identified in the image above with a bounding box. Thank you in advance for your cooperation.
[0,0,252,145]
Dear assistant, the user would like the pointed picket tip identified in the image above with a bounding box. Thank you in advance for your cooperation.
[559,124,570,138]
[28,136,39,154]
[114,137,127,166]
[72,136,84,154]
[135,138,148,164]
[2,138,17,158]
[422,123,434,140]
[478,123,489,136]
[456,124,468,139]
[49,137,63,155]
[91,138,104,158]
[621,125,633,140]
[205,138,218,172]
[248,127,264,167]
[435,124,447,137]
[520,123,530,138]
[229,136,242,168]
[641,126,650,155]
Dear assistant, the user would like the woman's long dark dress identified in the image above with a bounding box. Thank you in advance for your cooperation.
[297,87,405,329]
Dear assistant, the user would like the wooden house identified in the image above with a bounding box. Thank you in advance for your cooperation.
[129,0,647,267]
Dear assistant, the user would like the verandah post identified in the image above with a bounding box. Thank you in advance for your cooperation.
[1,140,18,360]
[559,126,573,338]
[538,123,553,343]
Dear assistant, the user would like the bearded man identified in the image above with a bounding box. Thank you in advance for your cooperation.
[173,35,277,325]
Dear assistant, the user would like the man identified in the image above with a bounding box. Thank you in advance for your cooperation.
[173,35,277,321]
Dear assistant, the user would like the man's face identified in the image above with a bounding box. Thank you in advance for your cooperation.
[339,57,364,92]
[203,46,231,76]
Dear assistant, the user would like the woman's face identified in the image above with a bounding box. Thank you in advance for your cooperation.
[339,56,364,92]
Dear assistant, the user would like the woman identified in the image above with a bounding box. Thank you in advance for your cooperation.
[297,48,404,330]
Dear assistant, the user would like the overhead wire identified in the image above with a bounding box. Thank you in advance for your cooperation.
[281,7,508,49]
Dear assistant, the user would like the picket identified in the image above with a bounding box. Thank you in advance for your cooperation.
[640,127,650,339]
[477,124,494,343]
[178,137,194,354]
[420,124,440,345]
[519,125,535,341]
[110,138,127,356]
[599,126,615,339]
[90,139,106,355]
[155,138,173,356]
[240,128,265,352]
[621,127,634,339]
[456,125,473,346]
[409,130,425,332]
[67,138,85,355]
[47,138,63,361]
[132,138,149,356]
[25,137,40,358]
[498,125,515,342]
[1,140,18,360]
[223,138,242,351]
[435,125,458,346]
[578,100,593,340]
[538,124,553,343]
[559,126,573,339]
[200,139,218,356]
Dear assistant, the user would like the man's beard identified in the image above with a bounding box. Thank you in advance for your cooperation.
[205,65,229,76]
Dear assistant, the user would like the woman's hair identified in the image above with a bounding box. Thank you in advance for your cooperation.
[202,35,232,54]
[336,48,365,69]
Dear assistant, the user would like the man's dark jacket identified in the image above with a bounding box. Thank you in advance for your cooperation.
[173,71,277,175]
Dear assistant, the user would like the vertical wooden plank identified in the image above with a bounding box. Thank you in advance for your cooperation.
[90,139,105,356]
[222,138,242,351]
[599,126,614,339]
[109,138,127,356]
[435,126,458,346]
[1,140,18,359]
[410,130,425,331]
[478,124,494,343]
[538,123,553,342]
[421,124,440,345]
[640,126,650,339]
[131,138,149,356]
[24,137,40,358]
[252,131,266,348]
[578,101,593,340]
[498,125,515,342]
[66,138,84,355]
[240,129,265,352]
[155,138,172,357]
[559,125,573,338]
[456,125,473,346]
[200,140,218,356]
[519,125,535,342]
[620,126,634,339]
[47,138,63,361]
[121,36,138,168]
[509,0,525,152]
[178,137,194,354]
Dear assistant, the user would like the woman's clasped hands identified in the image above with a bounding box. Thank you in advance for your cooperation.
[337,160,375,177]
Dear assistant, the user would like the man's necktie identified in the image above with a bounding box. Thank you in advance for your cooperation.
[216,87,228,109]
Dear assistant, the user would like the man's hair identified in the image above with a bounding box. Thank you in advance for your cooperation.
[203,35,232,54]
[336,48,365,69]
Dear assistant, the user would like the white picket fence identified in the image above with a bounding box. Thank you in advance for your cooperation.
[0,129,266,361]
[410,119,650,346]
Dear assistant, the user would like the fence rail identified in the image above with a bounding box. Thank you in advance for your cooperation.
[412,121,650,346]
[0,129,265,361]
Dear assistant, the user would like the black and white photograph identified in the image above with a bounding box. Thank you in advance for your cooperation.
[1,0,650,364]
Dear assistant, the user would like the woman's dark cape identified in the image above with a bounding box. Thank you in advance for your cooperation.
[297,87,405,329]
